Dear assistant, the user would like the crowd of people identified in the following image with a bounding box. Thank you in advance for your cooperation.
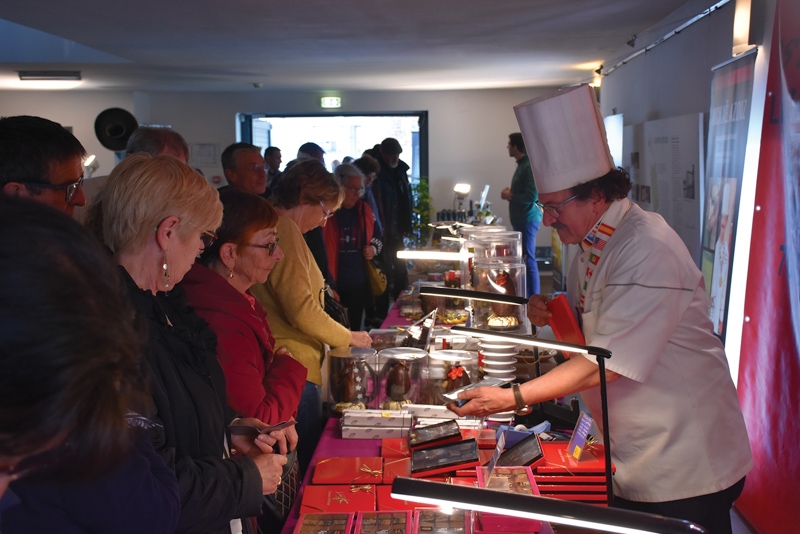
[0,114,413,534]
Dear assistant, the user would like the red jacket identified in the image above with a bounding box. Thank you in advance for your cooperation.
[181,263,307,424]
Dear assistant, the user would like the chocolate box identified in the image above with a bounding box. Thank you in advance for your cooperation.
[313,457,385,485]
[342,426,410,440]
[376,485,438,512]
[414,509,470,534]
[355,511,412,534]
[294,513,355,534]
[383,458,412,485]
[300,485,377,514]
[476,466,541,532]
[411,439,480,478]
[342,409,414,428]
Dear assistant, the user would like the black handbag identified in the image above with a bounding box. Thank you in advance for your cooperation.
[258,449,300,534]
[320,285,350,329]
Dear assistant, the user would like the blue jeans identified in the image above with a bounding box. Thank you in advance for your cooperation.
[296,381,324,475]
[513,219,540,297]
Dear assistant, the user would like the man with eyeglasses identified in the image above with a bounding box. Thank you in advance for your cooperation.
[501,132,542,296]
[220,142,268,195]
[0,116,87,216]
[453,85,751,533]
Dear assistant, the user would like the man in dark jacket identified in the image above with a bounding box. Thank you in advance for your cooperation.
[368,138,413,303]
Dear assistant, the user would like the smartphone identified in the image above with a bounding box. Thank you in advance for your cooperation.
[228,418,297,437]
[443,377,508,403]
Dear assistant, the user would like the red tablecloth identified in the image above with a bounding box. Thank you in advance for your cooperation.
[379,301,414,329]
[280,417,381,534]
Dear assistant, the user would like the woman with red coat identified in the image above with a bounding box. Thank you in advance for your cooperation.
[182,189,307,439]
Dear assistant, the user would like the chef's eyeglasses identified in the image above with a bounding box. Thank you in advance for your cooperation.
[534,194,580,217]
[26,176,84,203]
[245,238,280,256]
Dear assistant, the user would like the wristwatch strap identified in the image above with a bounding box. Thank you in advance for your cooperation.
[512,383,526,411]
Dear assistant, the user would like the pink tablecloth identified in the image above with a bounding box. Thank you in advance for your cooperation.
[280,417,381,534]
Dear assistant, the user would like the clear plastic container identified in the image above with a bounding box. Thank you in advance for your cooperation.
[471,261,527,333]
[419,349,478,405]
[327,347,378,411]
[376,347,427,409]
[459,229,520,289]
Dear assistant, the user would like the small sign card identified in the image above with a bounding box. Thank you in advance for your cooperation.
[567,411,593,461]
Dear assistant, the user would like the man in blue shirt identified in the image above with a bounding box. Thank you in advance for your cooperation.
[501,132,542,296]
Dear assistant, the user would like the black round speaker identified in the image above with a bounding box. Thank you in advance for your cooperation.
[94,108,138,151]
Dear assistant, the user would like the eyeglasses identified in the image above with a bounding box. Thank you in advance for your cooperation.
[200,230,218,249]
[27,176,84,203]
[344,185,365,195]
[319,200,334,220]
[245,238,280,256]
[534,194,580,217]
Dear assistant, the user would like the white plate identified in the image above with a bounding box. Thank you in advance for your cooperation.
[429,349,475,362]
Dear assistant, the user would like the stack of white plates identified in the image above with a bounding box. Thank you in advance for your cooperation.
[478,341,518,423]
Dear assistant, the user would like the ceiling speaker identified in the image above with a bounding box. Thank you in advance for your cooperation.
[94,108,138,151]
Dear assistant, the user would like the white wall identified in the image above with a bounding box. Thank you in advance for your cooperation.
[1,86,555,245]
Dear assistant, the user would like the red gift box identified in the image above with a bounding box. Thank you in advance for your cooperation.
[536,442,615,474]
[476,466,541,532]
[294,513,355,534]
[383,458,411,484]
[300,485,377,514]
[460,429,497,449]
[376,485,438,511]
[313,457,384,485]
[381,438,411,458]
[354,511,412,534]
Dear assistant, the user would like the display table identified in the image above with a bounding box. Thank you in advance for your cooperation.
[280,417,380,534]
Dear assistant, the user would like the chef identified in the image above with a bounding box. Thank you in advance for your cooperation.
[451,85,752,534]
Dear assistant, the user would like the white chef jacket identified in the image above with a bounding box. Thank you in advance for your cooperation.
[568,199,753,502]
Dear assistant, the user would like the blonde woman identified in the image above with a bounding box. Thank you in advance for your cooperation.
[102,153,286,534]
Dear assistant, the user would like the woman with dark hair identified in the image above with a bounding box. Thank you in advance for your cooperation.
[251,159,372,472]
[0,196,179,532]
[182,189,307,428]
[101,153,287,534]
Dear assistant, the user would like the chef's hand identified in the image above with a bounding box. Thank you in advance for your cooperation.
[500,187,512,201]
[230,417,276,458]
[253,452,287,495]
[284,424,299,451]
[527,294,553,328]
[447,386,516,417]
[349,331,373,347]
[363,245,376,260]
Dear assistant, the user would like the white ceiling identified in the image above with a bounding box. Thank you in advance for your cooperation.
[0,0,691,92]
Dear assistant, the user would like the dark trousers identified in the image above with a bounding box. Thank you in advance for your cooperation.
[512,219,540,296]
[383,236,408,300]
[295,381,324,475]
[614,477,746,534]
[339,285,369,330]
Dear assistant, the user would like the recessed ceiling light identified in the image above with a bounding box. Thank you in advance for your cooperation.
[18,70,82,81]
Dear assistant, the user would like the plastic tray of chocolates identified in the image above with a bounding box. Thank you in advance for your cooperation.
[411,439,480,476]
[355,511,412,534]
[294,513,354,534]
[414,509,469,534]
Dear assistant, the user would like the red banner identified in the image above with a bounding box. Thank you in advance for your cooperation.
[736,2,800,532]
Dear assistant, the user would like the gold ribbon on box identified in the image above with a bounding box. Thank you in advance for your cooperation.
[359,464,383,478]
[350,484,376,494]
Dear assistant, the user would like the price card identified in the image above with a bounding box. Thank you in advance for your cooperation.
[567,411,593,461]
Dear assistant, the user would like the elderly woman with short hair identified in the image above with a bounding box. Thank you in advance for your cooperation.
[102,153,286,534]
[252,158,372,472]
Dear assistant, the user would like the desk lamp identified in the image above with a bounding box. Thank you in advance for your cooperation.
[391,477,708,534]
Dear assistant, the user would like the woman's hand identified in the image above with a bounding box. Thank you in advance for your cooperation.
[447,386,516,417]
[275,346,293,359]
[349,331,372,347]
[527,294,553,327]
[253,453,287,495]
[230,417,281,458]
[363,245,376,260]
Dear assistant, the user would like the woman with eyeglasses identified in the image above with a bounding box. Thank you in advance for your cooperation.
[323,163,384,330]
[182,189,307,429]
[251,159,373,473]
[101,154,288,534]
